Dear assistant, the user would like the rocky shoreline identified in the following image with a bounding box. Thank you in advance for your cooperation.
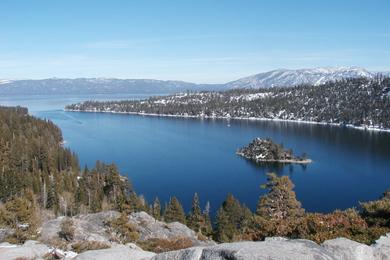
[65,108,390,133]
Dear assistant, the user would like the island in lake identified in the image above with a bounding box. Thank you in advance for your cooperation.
[237,138,312,164]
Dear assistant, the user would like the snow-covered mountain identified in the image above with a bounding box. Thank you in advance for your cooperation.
[224,67,375,89]
[0,79,12,85]
[0,78,222,95]
[0,67,387,95]
[381,71,390,77]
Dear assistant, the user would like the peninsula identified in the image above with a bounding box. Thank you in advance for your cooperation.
[65,77,390,132]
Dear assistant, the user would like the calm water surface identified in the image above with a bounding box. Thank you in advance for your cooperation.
[1,94,390,215]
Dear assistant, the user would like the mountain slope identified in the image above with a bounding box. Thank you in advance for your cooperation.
[224,67,375,89]
[0,67,387,95]
[0,79,11,85]
[0,78,223,95]
[67,77,390,130]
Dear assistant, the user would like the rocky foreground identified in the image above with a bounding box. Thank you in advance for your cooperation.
[1,234,390,259]
[1,211,389,259]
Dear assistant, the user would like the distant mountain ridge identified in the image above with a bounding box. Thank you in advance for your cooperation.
[0,79,11,85]
[224,67,375,89]
[0,78,223,95]
[0,67,388,95]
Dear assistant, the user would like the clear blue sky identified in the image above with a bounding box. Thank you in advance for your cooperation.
[0,0,389,83]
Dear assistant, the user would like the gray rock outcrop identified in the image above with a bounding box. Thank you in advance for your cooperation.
[322,237,375,259]
[75,244,155,260]
[40,210,120,243]
[0,228,13,242]
[0,240,50,260]
[152,236,390,260]
[373,234,390,260]
[128,211,215,246]
[39,211,212,246]
[7,210,390,259]
[1,234,390,259]
[152,238,334,260]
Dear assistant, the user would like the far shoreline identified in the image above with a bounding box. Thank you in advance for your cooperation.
[64,108,390,133]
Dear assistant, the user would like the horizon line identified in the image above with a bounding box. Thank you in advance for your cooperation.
[1,66,389,84]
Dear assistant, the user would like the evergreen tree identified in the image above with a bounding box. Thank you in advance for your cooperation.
[152,197,161,220]
[137,195,150,213]
[214,194,253,242]
[47,179,59,213]
[202,201,213,236]
[117,191,135,214]
[251,173,305,240]
[256,173,304,220]
[187,193,205,233]
[164,196,186,224]
[215,207,235,242]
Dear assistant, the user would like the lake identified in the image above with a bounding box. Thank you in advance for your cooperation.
[1,94,390,215]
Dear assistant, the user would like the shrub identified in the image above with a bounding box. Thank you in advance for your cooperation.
[1,197,39,244]
[360,190,390,228]
[0,206,13,227]
[71,241,111,253]
[138,237,194,253]
[59,218,75,241]
[44,238,68,251]
[105,213,139,243]
[251,215,301,241]
[5,228,30,244]
[294,209,372,244]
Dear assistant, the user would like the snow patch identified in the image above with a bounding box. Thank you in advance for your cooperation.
[0,80,11,85]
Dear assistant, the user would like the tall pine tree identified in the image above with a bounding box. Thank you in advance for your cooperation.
[164,196,186,224]
[214,194,253,242]
[152,197,161,220]
[256,173,304,220]
[187,193,206,233]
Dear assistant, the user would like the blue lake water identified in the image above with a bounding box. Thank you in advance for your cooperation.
[1,94,390,215]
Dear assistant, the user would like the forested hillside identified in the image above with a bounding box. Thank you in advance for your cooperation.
[0,106,134,214]
[0,106,78,204]
[67,77,390,130]
[0,107,136,242]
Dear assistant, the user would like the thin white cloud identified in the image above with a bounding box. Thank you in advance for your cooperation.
[84,40,136,49]
[1,47,390,82]
[83,33,242,50]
